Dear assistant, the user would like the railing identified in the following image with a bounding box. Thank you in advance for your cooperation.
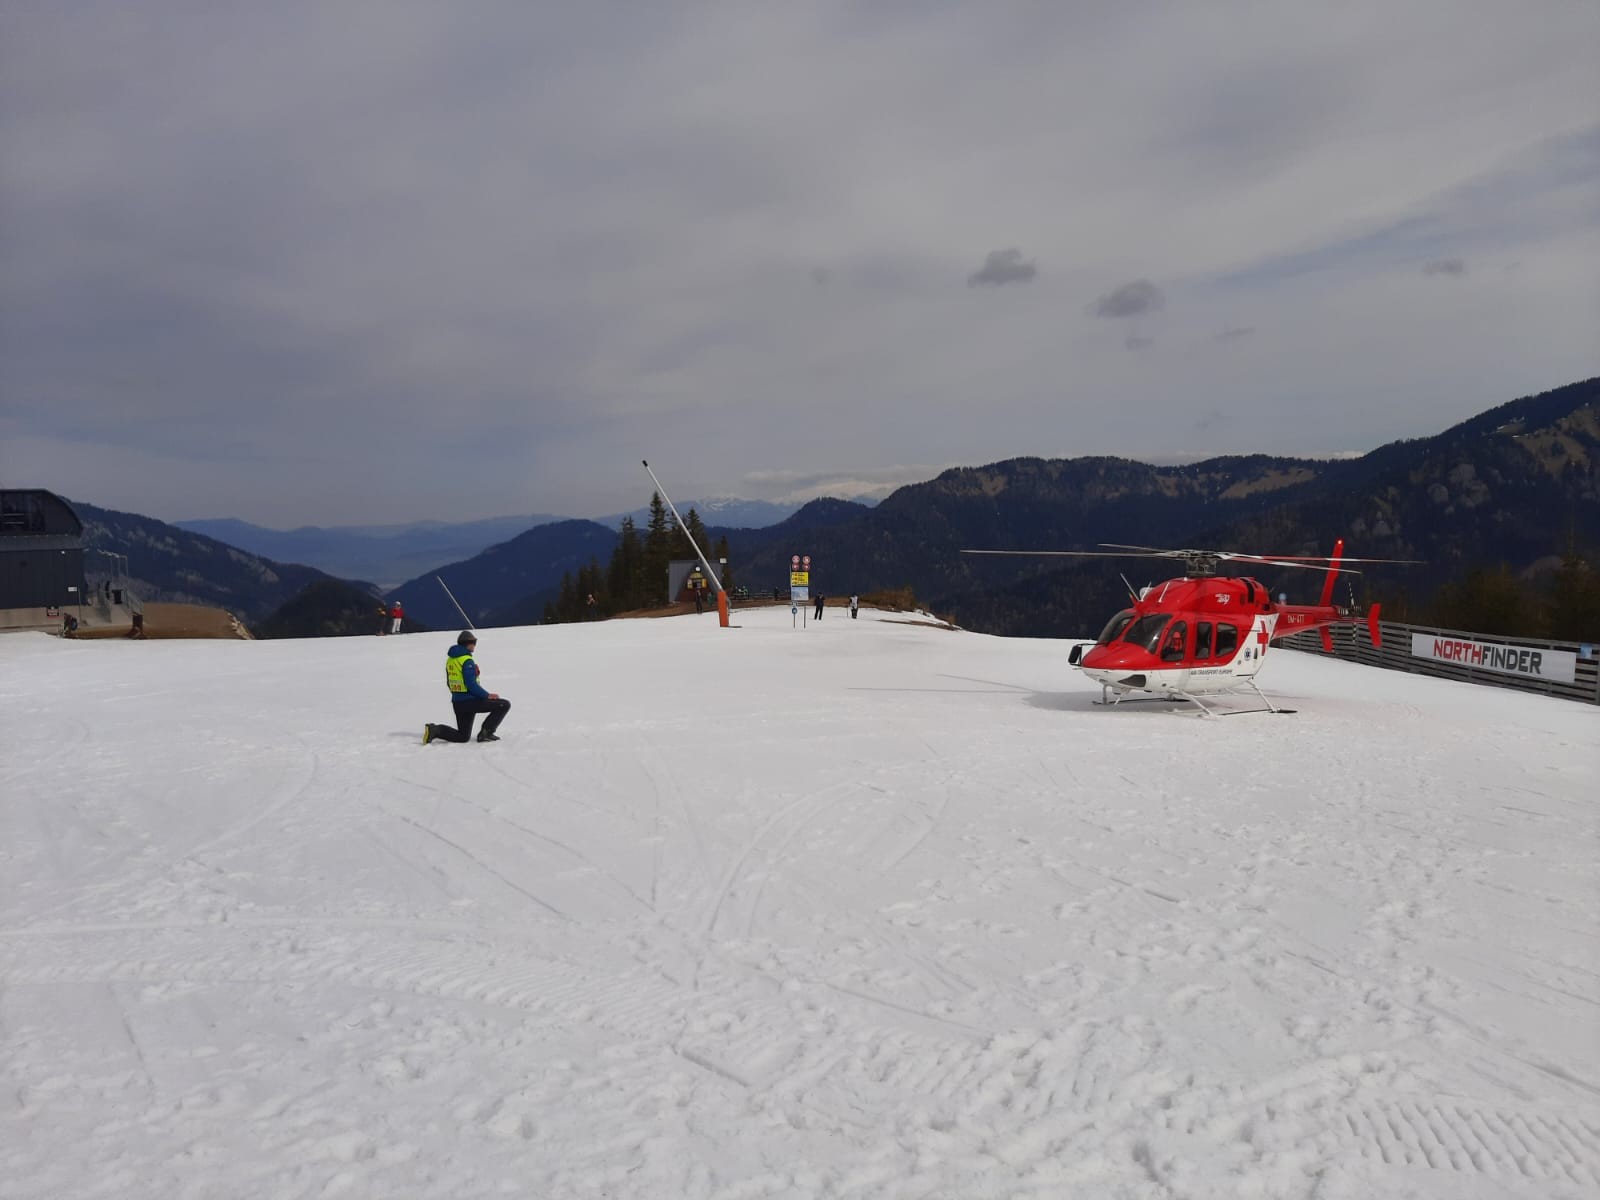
[1279,620,1600,705]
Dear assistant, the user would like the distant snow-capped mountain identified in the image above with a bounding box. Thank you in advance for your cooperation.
[600,497,820,530]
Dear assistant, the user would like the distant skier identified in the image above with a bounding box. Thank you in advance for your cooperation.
[424,631,512,744]
[849,594,859,619]
[390,600,404,635]
[376,603,389,635]
[813,593,825,620]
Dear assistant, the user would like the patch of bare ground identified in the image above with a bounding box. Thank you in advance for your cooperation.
[1219,466,1319,499]
[882,616,960,632]
[73,603,252,640]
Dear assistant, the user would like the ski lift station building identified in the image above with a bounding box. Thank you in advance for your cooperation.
[667,557,728,604]
[0,490,88,628]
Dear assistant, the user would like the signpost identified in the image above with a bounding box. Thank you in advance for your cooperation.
[790,554,812,627]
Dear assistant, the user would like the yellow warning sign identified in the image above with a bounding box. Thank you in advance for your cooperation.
[790,571,810,586]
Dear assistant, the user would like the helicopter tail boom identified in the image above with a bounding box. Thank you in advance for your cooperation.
[1272,594,1384,651]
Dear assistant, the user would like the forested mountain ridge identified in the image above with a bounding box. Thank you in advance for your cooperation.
[62,376,1599,639]
[71,500,362,623]
[715,454,1342,610]
[385,519,620,630]
[1214,378,1599,577]
[175,513,567,588]
[707,377,1599,636]
[936,377,1600,635]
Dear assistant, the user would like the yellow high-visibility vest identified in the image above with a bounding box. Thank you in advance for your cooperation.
[446,652,474,694]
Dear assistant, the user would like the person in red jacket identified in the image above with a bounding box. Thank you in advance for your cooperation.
[390,600,404,635]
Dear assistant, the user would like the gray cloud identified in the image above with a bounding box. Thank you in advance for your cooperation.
[1125,334,1154,351]
[1422,258,1467,276]
[1215,325,1256,341]
[1093,280,1165,318]
[0,5,1592,526]
[966,249,1038,287]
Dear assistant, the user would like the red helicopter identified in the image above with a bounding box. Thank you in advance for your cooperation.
[964,540,1413,714]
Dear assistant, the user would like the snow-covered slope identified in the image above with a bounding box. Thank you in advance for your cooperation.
[2,608,1595,1198]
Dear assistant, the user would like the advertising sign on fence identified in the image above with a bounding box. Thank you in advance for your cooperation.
[1411,633,1578,684]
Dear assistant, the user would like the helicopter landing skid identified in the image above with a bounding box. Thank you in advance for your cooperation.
[1096,680,1295,717]
[1093,690,1191,707]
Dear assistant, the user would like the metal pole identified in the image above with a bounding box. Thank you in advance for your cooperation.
[642,459,731,627]
[435,575,475,630]
[642,460,723,592]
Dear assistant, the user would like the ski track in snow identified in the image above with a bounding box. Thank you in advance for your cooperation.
[1,609,1597,1199]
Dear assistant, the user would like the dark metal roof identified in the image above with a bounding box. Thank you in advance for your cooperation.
[0,490,83,539]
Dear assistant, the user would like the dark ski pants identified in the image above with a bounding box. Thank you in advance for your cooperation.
[430,697,511,742]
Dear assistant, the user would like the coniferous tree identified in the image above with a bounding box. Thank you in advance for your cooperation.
[576,559,605,617]
[555,570,579,622]
[643,493,671,606]
[1545,553,1600,641]
[683,508,708,557]
[1429,565,1533,637]
[608,516,644,611]
[667,510,693,560]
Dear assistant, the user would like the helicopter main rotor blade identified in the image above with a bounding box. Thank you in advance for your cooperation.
[1216,560,1420,569]
[1240,559,1365,574]
[1099,544,1423,567]
[961,549,1162,558]
[964,546,1420,570]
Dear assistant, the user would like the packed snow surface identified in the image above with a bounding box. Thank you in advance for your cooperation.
[2,605,1596,1198]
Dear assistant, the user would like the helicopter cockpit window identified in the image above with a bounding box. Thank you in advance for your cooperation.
[1195,621,1213,660]
[1095,608,1135,646]
[1214,622,1240,659]
[1122,613,1171,653]
[1160,620,1188,662]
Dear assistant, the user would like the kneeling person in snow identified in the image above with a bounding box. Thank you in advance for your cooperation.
[424,631,511,744]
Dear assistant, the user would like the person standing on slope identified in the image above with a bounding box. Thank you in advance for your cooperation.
[424,631,511,744]
[390,600,404,635]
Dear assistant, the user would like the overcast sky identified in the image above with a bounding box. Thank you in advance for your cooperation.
[2,2,1596,527]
